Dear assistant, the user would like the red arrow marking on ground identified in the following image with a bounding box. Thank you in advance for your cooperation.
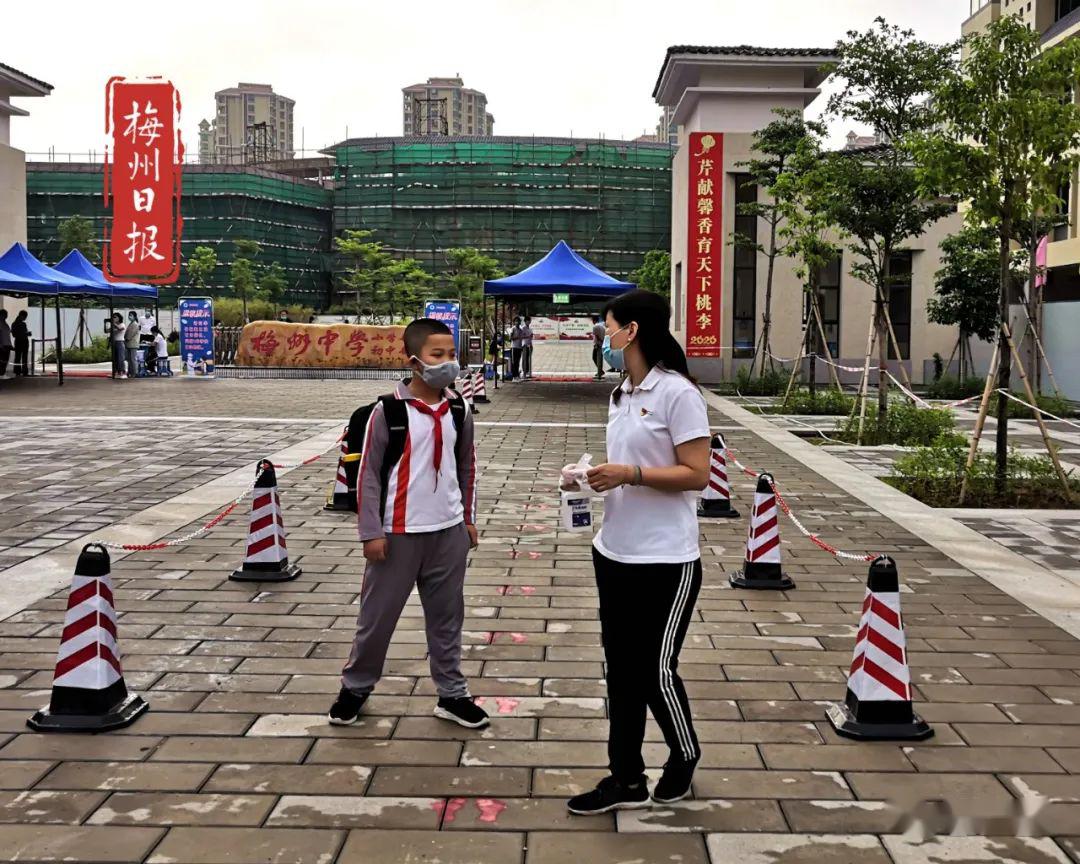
[509,632,527,644]
[473,697,487,707]
[495,697,519,714]
[520,586,536,595]
[528,552,542,560]
[476,798,507,823]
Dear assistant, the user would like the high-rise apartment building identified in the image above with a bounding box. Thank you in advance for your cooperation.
[199,83,294,164]
[402,76,493,136]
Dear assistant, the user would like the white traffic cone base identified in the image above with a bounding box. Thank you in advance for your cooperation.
[729,472,793,590]
[827,555,932,741]
[28,543,148,733]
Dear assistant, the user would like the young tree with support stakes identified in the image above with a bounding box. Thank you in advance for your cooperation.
[731,109,827,377]
[821,18,957,436]
[771,133,844,404]
[928,223,1009,379]
[913,15,1080,496]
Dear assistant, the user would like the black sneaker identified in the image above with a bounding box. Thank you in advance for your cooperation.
[434,696,490,729]
[651,758,698,804]
[327,687,367,726]
[567,775,650,815]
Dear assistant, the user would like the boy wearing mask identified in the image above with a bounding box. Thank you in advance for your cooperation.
[329,318,488,730]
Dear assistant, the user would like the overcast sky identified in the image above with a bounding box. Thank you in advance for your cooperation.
[7,0,969,158]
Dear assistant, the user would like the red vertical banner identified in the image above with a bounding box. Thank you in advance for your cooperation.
[685,132,723,357]
[104,78,183,283]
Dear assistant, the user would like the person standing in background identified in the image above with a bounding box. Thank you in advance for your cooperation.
[591,314,606,380]
[0,309,12,379]
[509,316,524,381]
[125,310,142,378]
[12,310,31,377]
[139,310,155,343]
[110,312,127,379]
[521,315,534,380]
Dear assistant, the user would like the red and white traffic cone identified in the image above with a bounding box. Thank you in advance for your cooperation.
[230,459,301,583]
[459,371,478,415]
[28,544,148,732]
[473,366,490,403]
[324,427,354,512]
[729,472,794,590]
[827,555,932,740]
[698,433,739,519]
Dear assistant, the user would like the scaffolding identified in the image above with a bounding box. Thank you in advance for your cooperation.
[328,135,673,283]
[26,163,333,305]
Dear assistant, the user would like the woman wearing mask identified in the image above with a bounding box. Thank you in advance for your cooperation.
[110,313,127,379]
[563,289,710,815]
[125,311,142,378]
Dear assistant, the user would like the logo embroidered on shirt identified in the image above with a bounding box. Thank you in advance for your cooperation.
[640,407,652,417]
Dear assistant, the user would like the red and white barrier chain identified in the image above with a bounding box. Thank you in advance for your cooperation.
[725,444,876,564]
[96,466,267,552]
[996,389,1080,430]
[273,431,346,469]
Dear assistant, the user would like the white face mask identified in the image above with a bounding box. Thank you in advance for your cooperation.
[412,357,460,390]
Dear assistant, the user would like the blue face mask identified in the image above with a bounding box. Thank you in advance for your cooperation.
[602,325,629,371]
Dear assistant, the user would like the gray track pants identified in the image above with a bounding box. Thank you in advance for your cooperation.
[341,523,470,699]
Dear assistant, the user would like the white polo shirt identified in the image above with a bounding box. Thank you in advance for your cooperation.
[593,366,711,565]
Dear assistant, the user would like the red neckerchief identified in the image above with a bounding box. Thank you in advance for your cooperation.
[408,398,451,488]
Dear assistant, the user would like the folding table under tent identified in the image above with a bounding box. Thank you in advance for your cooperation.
[482,240,634,385]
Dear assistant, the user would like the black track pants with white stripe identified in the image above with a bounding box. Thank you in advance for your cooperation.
[593,547,702,783]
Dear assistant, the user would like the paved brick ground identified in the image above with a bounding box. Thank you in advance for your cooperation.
[0,379,1079,862]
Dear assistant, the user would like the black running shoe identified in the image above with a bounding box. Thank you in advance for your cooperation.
[567,775,650,815]
[651,758,698,804]
[434,696,490,729]
[327,687,367,726]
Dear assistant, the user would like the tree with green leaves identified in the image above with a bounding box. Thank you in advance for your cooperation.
[821,17,956,434]
[260,261,288,305]
[231,239,262,323]
[628,250,671,300]
[186,246,218,294]
[771,131,843,402]
[385,258,433,321]
[913,14,1080,491]
[446,247,503,336]
[732,108,827,376]
[57,216,98,264]
[929,223,1014,379]
[334,229,392,321]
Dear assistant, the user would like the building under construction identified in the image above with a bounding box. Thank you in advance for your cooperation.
[25,135,672,308]
[25,163,332,305]
[326,136,673,294]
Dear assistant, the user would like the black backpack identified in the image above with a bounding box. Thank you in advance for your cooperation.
[345,392,467,517]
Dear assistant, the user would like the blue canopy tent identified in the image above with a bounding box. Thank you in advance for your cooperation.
[0,243,157,385]
[54,249,159,301]
[482,240,634,385]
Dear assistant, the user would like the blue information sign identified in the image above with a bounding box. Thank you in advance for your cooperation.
[422,299,461,351]
[178,297,215,377]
